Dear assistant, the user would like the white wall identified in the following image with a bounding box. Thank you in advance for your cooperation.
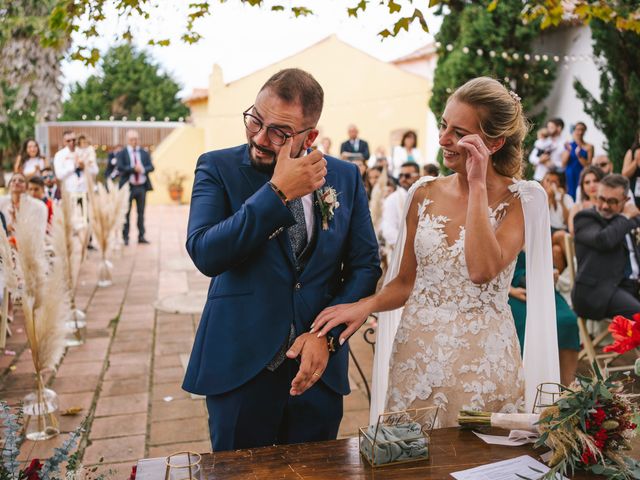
[534,26,606,157]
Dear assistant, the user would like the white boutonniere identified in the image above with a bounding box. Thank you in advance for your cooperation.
[316,186,340,231]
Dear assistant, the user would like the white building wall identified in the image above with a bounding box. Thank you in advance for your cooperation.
[534,25,607,157]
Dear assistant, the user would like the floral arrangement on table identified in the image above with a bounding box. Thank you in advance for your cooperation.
[1,402,107,480]
[458,367,639,479]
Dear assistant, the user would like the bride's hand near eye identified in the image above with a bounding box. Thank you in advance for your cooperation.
[458,134,491,185]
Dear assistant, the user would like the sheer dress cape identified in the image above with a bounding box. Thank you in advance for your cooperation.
[369,176,560,425]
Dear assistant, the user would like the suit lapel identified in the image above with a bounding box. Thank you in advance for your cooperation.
[238,150,296,270]
[301,168,337,277]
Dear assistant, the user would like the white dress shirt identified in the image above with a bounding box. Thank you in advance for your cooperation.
[53,146,98,193]
[381,187,409,247]
[529,136,566,181]
[391,146,423,177]
[127,146,148,186]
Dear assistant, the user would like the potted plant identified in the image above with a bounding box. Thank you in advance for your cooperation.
[164,171,188,203]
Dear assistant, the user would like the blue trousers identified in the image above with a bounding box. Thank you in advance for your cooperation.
[206,359,343,451]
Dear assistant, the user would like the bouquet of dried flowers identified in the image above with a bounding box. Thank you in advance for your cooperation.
[1,402,107,479]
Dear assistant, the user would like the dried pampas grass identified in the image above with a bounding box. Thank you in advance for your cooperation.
[86,175,129,259]
[56,191,80,308]
[11,196,68,371]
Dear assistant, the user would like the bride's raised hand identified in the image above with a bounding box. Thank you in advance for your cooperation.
[458,134,491,185]
[311,301,370,345]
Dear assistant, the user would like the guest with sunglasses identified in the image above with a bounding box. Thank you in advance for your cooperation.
[53,130,98,195]
[572,174,640,320]
[41,167,61,202]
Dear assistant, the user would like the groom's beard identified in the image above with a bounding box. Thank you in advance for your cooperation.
[249,141,305,175]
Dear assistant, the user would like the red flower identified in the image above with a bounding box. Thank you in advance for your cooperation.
[603,315,640,354]
[23,459,42,480]
[592,408,607,426]
[585,419,591,430]
[130,465,137,480]
[581,448,596,465]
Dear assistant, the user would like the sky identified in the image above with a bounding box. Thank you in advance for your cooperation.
[60,0,443,98]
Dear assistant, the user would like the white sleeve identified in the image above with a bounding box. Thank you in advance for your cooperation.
[53,152,75,181]
[381,194,400,247]
[528,141,542,166]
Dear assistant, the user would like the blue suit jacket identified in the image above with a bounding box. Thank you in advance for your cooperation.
[182,144,381,396]
[116,147,154,191]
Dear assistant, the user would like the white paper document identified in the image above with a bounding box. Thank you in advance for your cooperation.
[450,455,568,480]
[473,429,539,446]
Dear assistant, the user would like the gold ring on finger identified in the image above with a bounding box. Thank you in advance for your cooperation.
[312,372,321,378]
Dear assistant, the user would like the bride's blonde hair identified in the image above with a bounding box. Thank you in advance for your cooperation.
[449,77,529,179]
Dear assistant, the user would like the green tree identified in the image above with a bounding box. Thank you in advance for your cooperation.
[574,11,640,172]
[0,83,37,176]
[429,0,557,174]
[62,44,189,121]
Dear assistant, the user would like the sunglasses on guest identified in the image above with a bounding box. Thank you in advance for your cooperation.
[595,162,609,168]
[398,173,418,179]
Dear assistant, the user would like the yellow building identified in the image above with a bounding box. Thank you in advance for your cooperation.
[149,35,432,204]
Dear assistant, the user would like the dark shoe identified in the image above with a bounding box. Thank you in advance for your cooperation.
[138,238,150,244]
[87,244,96,251]
[124,238,129,246]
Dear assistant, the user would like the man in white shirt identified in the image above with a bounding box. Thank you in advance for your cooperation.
[53,130,99,193]
[381,162,420,248]
[529,118,566,181]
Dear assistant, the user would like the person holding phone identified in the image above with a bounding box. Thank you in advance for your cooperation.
[183,68,381,451]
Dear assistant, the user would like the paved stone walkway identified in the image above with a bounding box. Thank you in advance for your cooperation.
[0,205,372,478]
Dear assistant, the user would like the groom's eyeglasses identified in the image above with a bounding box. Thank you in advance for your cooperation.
[243,106,313,146]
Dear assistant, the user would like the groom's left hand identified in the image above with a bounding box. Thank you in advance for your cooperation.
[286,333,329,396]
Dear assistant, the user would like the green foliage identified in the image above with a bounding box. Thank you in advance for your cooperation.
[574,7,640,172]
[62,44,189,121]
[428,0,557,174]
[0,83,37,171]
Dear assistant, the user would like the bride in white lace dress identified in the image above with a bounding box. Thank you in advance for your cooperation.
[313,77,559,426]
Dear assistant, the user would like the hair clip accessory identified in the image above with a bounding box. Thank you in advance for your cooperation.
[508,90,521,104]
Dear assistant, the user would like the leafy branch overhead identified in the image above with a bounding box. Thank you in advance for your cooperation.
[5,0,640,67]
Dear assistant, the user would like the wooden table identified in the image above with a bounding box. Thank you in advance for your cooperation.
[136,428,602,479]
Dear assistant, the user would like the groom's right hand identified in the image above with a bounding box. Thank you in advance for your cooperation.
[271,138,327,201]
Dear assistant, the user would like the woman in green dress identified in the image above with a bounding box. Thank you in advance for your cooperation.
[508,251,580,386]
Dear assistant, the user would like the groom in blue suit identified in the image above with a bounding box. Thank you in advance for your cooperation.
[183,68,381,451]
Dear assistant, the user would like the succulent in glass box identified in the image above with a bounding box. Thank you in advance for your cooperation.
[359,405,440,468]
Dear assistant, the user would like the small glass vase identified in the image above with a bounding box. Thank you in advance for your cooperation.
[97,256,113,288]
[23,374,60,441]
[635,358,640,376]
[165,451,202,480]
[65,309,87,347]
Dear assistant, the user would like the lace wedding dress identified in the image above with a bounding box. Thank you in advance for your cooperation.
[385,190,524,426]
[370,176,560,427]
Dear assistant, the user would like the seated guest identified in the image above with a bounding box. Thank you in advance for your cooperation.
[14,138,47,178]
[365,166,383,200]
[28,176,54,225]
[568,165,605,234]
[544,170,574,271]
[41,167,61,202]
[350,157,367,182]
[509,251,579,386]
[0,173,48,236]
[572,174,640,320]
[593,154,612,175]
[423,163,440,177]
[381,162,420,250]
[391,130,422,177]
[543,169,574,232]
